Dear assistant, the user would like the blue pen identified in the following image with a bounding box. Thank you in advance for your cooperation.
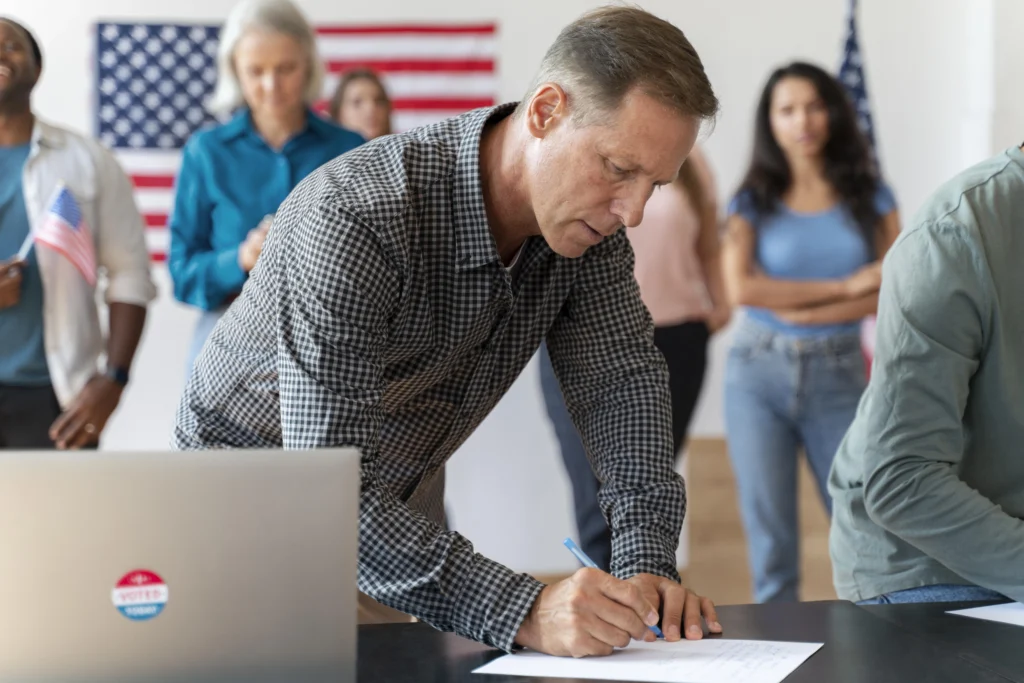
[563,537,664,639]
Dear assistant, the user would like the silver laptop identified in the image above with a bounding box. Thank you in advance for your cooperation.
[0,448,359,683]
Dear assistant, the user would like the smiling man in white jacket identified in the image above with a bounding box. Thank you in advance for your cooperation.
[0,17,155,449]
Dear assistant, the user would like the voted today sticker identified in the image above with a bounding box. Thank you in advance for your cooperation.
[112,570,169,621]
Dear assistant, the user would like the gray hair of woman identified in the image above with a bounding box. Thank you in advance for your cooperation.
[207,0,324,117]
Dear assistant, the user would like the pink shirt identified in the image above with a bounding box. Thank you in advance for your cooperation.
[626,148,718,327]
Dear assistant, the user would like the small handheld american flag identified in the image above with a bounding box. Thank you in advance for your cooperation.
[34,183,97,287]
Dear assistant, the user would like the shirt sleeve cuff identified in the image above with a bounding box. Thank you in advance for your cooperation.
[105,269,158,306]
[450,553,545,653]
[614,559,681,583]
[610,529,683,584]
[211,246,248,301]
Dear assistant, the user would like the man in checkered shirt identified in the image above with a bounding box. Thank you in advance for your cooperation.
[175,6,721,656]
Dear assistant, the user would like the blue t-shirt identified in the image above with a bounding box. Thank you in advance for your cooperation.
[728,185,897,337]
[168,109,365,311]
[0,143,50,385]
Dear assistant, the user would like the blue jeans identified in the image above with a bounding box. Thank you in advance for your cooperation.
[857,584,1008,605]
[724,318,866,603]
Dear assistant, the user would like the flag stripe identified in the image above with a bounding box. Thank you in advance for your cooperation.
[38,232,90,265]
[316,36,497,60]
[315,24,496,35]
[35,235,96,286]
[390,97,496,111]
[322,73,498,98]
[131,174,175,189]
[315,96,497,113]
[111,150,181,174]
[146,225,170,253]
[324,59,495,74]
[133,189,173,214]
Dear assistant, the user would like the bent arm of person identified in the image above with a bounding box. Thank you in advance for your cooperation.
[776,292,879,325]
[860,224,1024,603]
[546,231,683,582]
[273,202,542,652]
[774,207,901,324]
[167,137,248,310]
[92,142,153,371]
[48,145,155,449]
[722,214,853,309]
[544,231,720,643]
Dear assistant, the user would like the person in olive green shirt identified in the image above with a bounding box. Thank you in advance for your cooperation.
[829,143,1024,605]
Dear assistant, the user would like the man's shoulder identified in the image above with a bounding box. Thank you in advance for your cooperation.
[31,119,131,192]
[309,115,471,227]
[35,119,114,162]
[907,150,1021,241]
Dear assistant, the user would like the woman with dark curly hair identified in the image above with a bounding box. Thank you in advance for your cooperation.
[721,61,900,603]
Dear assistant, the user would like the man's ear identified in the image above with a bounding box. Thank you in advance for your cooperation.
[523,83,570,140]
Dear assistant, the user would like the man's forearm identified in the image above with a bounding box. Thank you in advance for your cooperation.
[106,302,147,371]
[864,456,1024,602]
[775,292,878,325]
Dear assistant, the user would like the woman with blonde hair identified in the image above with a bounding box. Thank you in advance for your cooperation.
[169,0,363,371]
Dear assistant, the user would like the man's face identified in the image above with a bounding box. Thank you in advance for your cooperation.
[0,21,39,107]
[524,87,699,258]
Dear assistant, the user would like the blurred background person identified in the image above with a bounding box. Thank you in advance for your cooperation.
[168,0,363,372]
[0,18,155,450]
[539,146,731,571]
[720,61,900,603]
[328,67,392,141]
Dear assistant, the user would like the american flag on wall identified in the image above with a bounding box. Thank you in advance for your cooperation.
[95,21,499,263]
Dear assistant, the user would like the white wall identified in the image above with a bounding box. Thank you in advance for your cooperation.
[5,0,1011,574]
[993,0,1024,152]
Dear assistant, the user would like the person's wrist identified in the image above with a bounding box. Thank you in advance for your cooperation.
[513,588,546,650]
[102,365,130,389]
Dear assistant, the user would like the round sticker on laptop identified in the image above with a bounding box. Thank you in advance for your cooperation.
[111,570,169,621]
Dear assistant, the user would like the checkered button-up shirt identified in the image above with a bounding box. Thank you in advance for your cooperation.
[173,104,685,652]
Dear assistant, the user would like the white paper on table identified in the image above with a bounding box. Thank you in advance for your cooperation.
[473,638,823,683]
[948,602,1024,627]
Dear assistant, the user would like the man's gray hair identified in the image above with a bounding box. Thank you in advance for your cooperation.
[207,0,324,117]
[519,5,718,127]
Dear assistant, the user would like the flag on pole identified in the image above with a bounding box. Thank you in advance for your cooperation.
[34,184,97,286]
[838,0,881,374]
[94,21,499,264]
[838,0,877,155]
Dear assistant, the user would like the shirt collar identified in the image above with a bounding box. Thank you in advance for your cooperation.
[218,107,330,143]
[30,117,66,152]
[452,102,518,271]
[1008,143,1024,171]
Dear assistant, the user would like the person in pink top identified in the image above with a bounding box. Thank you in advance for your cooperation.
[539,146,730,570]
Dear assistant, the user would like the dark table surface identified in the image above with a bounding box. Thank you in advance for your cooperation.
[358,600,1019,682]
[862,600,1024,682]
